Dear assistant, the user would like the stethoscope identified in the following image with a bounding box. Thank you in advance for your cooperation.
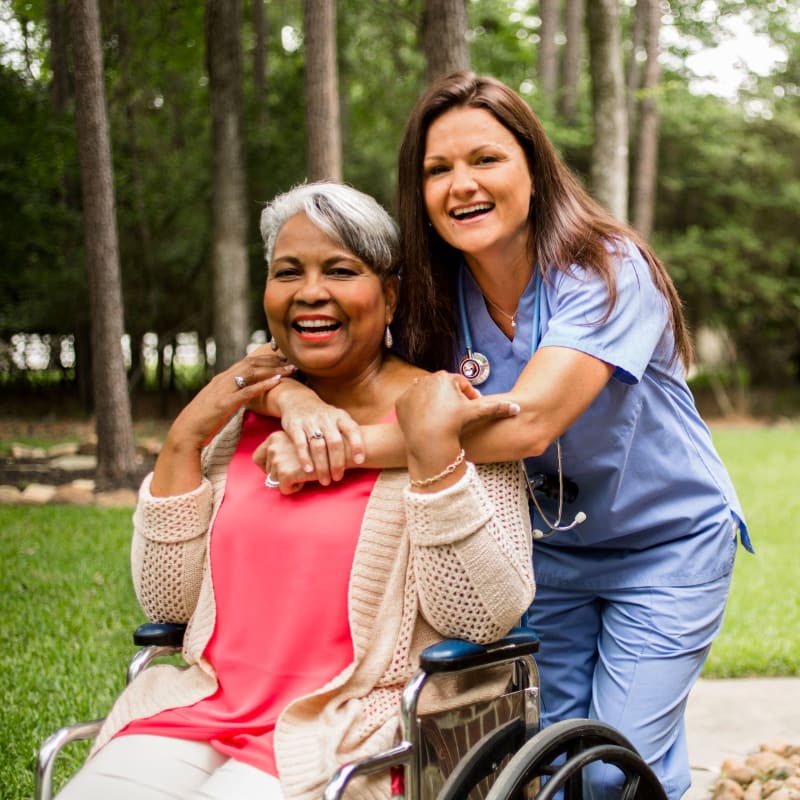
[457,265,586,539]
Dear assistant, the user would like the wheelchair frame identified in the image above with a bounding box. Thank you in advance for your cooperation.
[35,623,666,800]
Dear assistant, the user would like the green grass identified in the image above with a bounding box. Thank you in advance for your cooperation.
[0,424,797,796]
[0,506,140,799]
[703,424,800,677]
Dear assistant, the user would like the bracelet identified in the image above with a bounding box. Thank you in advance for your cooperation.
[409,449,466,488]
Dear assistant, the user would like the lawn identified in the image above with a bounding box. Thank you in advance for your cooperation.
[0,422,797,798]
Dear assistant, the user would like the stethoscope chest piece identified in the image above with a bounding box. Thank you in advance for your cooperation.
[459,349,490,385]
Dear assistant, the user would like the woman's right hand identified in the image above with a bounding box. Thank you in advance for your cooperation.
[151,346,296,496]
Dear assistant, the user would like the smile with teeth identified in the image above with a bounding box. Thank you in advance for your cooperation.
[451,202,494,220]
[293,317,341,336]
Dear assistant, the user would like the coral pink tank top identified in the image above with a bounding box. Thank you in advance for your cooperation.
[120,411,380,776]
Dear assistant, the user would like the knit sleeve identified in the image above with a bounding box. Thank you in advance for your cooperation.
[404,460,534,644]
[130,471,212,623]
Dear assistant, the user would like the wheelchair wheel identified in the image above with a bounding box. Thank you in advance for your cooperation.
[483,718,667,800]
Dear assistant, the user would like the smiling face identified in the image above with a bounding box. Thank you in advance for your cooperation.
[423,106,534,271]
[264,212,397,382]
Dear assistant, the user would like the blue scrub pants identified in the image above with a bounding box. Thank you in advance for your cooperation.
[527,572,733,800]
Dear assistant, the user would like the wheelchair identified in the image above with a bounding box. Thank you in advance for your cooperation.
[35,622,666,800]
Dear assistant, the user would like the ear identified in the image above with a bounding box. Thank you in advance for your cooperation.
[384,275,400,323]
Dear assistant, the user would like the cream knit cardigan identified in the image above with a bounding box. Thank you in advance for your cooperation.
[93,411,534,799]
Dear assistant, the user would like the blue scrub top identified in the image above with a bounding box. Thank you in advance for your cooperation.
[457,245,752,589]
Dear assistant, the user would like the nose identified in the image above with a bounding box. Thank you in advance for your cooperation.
[450,162,478,195]
[295,271,330,305]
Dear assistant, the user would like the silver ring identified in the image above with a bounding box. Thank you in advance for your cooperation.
[310,429,325,440]
[234,375,247,390]
[264,474,280,489]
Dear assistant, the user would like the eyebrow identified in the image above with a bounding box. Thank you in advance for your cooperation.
[423,143,507,162]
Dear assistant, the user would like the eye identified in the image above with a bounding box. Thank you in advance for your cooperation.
[476,154,500,165]
[424,163,450,178]
[270,265,301,280]
[327,264,360,278]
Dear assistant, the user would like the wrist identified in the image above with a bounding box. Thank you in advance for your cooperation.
[407,447,466,493]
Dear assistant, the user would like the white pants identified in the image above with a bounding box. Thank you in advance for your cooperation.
[55,735,285,800]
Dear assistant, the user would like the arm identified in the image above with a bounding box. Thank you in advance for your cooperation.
[395,373,534,643]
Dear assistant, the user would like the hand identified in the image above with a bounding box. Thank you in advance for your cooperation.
[396,371,520,453]
[396,372,520,493]
[151,346,296,497]
[254,430,313,495]
[253,392,364,485]
[167,345,296,451]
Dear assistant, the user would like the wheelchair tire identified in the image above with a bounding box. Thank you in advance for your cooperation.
[482,718,667,800]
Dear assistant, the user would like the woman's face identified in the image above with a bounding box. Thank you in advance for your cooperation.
[264,212,397,380]
[422,106,534,267]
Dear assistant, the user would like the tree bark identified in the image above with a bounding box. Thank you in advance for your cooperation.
[559,0,584,124]
[631,0,662,238]
[46,0,71,111]
[252,0,267,121]
[422,0,469,83]
[206,0,251,371]
[538,0,559,103]
[625,0,648,134]
[303,0,342,180]
[587,0,629,219]
[68,0,138,489]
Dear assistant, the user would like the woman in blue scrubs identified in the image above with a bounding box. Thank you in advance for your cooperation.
[255,72,751,799]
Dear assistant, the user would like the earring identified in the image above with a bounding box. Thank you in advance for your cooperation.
[269,336,278,351]
[384,325,393,349]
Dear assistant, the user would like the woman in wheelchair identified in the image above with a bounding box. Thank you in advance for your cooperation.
[54,181,534,800]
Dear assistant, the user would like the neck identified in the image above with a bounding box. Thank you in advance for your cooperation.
[305,355,400,425]
[464,247,534,311]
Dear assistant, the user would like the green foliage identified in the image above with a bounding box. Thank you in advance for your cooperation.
[0,505,140,798]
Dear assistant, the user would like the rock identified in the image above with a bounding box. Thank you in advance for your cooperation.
[94,488,137,508]
[50,483,95,506]
[10,443,47,459]
[46,442,80,458]
[0,484,23,503]
[21,483,56,504]
[743,780,763,800]
[49,454,97,471]
[712,778,744,799]
[747,750,791,776]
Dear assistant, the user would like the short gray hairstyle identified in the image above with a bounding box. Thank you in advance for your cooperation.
[260,181,400,280]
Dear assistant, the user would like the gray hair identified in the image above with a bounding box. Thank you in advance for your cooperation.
[259,181,400,280]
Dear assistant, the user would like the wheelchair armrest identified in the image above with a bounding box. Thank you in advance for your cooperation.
[133,622,187,648]
[419,627,539,674]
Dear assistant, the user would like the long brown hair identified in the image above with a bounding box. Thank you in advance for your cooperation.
[395,70,691,372]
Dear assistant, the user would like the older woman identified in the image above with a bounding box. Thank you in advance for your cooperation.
[54,181,533,800]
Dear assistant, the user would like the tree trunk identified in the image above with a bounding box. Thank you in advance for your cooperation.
[303,0,342,181]
[422,0,469,83]
[46,0,71,111]
[68,0,138,489]
[538,0,559,103]
[625,0,647,135]
[587,0,628,219]
[206,0,251,371]
[631,0,661,238]
[252,0,267,121]
[559,0,584,124]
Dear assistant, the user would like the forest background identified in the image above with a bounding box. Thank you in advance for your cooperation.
[0,0,798,488]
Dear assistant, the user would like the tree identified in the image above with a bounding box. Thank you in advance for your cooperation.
[303,0,342,180]
[68,0,137,488]
[538,0,559,104]
[422,0,469,83]
[206,0,250,371]
[586,0,628,219]
[559,0,584,125]
[630,0,661,238]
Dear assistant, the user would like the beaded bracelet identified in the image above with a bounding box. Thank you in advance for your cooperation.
[409,448,466,488]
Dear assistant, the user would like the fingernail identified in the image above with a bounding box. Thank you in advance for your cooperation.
[508,402,520,415]
[354,453,365,464]
[304,464,314,473]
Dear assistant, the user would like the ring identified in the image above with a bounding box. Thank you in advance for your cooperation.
[234,375,247,390]
[310,429,325,440]
[264,475,280,489]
